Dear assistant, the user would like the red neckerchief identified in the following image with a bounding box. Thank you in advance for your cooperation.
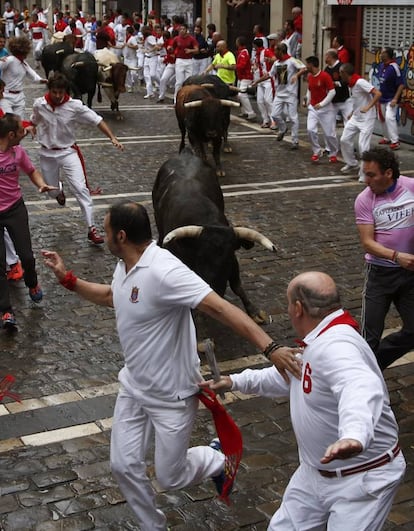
[279,53,291,62]
[14,53,26,63]
[295,310,360,347]
[45,92,70,111]
[348,73,361,88]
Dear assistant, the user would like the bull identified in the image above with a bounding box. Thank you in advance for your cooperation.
[152,149,275,324]
[183,74,239,154]
[95,48,129,120]
[60,51,98,108]
[40,34,76,78]
[175,84,239,177]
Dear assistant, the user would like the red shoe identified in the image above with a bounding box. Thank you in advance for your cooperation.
[378,138,390,145]
[329,156,339,163]
[2,311,17,329]
[88,226,104,245]
[311,154,320,162]
[29,284,43,303]
[389,142,400,150]
[7,261,23,281]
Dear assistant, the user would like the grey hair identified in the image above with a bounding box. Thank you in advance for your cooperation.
[290,282,341,319]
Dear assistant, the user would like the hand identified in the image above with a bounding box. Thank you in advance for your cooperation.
[320,438,363,464]
[360,106,369,113]
[314,103,321,110]
[41,250,67,281]
[24,125,36,138]
[396,251,414,271]
[38,184,58,193]
[199,376,233,393]
[390,99,397,108]
[268,347,302,383]
[111,138,124,151]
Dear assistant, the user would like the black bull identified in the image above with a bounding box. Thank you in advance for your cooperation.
[152,149,276,324]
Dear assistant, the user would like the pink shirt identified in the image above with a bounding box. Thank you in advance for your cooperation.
[354,175,414,267]
[0,146,36,212]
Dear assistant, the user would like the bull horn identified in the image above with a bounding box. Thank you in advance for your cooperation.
[219,99,240,107]
[200,83,215,88]
[71,61,85,68]
[103,65,112,72]
[228,85,240,92]
[56,49,65,55]
[163,225,203,245]
[233,227,276,252]
[184,100,203,108]
[127,66,141,71]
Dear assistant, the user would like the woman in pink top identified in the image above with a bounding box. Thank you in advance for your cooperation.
[0,113,56,330]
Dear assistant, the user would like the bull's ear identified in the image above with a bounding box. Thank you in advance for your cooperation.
[237,239,255,250]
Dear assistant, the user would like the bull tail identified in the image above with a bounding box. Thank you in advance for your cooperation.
[97,84,102,103]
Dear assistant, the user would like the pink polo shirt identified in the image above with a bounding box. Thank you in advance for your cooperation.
[0,145,36,212]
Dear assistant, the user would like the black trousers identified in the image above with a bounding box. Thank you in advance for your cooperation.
[0,198,38,313]
[361,263,414,370]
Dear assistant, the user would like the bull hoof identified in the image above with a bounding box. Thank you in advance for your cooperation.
[216,169,226,177]
[252,310,270,325]
[223,145,232,153]
[116,114,124,121]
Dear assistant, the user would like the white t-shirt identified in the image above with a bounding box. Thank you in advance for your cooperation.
[270,56,305,101]
[350,77,377,120]
[123,35,138,62]
[113,242,212,401]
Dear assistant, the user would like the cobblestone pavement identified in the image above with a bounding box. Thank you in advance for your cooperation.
[0,78,413,530]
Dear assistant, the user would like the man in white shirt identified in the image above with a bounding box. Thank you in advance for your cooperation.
[42,200,300,531]
[203,271,405,531]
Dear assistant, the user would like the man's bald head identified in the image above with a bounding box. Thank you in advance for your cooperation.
[288,272,341,319]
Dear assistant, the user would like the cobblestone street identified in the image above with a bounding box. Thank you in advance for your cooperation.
[0,80,413,530]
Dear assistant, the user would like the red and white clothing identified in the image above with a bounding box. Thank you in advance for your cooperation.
[143,34,160,97]
[173,34,198,101]
[1,56,44,118]
[124,34,138,89]
[254,46,274,126]
[340,74,378,179]
[306,70,338,157]
[30,21,48,62]
[110,242,224,529]
[158,39,176,101]
[230,309,405,531]
[236,46,255,119]
[337,45,351,64]
[31,96,102,229]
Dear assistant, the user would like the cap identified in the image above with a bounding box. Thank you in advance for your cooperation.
[267,33,279,40]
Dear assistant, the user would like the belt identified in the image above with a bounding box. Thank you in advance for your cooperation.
[318,443,400,478]
[40,145,68,150]
[7,90,21,94]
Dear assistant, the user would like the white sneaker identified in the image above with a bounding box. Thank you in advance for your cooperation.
[358,177,366,184]
[340,164,359,174]
[144,94,154,99]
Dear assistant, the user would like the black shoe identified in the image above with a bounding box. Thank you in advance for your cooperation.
[290,143,299,150]
[276,130,287,141]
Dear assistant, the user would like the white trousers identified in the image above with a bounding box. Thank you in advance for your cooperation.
[174,58,193,101]
[340,114,376,178]
[40,147,94,228]
[192,57,211,76]
[33,39,44,61]
[124,58,138,88]
[4,229,18,266]
[333,99,353,125]
[272,98,299,143]
[256,80,273,124]
[4,92,25,120]
[110,386,224,531]
[158,63,175,100]
[144,55,159,96]
[307,104,338,156]
[237,78,255,117]
[379,102,400,143]
[268,454,405,531]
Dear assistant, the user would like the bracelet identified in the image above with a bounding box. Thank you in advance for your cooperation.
[262,341,284,360]
[394,252,400,263]
[391,250,399,263]
[59,270,78,291]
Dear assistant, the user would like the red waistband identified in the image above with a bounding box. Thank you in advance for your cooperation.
[318,442,400,478]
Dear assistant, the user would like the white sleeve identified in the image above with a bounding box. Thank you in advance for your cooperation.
[318,88,336,108]
[231,366,290,398]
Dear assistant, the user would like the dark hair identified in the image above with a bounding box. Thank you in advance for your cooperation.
[339,62,354,75]
[9,36,31,56]
[0,79,5,89]
[290,282,341,319]
[306,55,319,68]
[382,47,394,60]
[361,147,400,181]
[47,72,70,92]
[253,38,263,48]
[276,42,288,55]
[0,113,21,137]
[207,23,216,32]
[236,35,247,47]
[108,201,152,244]
[334,35,345,46]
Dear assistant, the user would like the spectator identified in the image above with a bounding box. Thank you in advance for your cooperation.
[204,40,236,86]
[235,35,256,121]
[332,35,351,64]
[282,19,300,58]
[192,25,210,76]
[324,48,352,125]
